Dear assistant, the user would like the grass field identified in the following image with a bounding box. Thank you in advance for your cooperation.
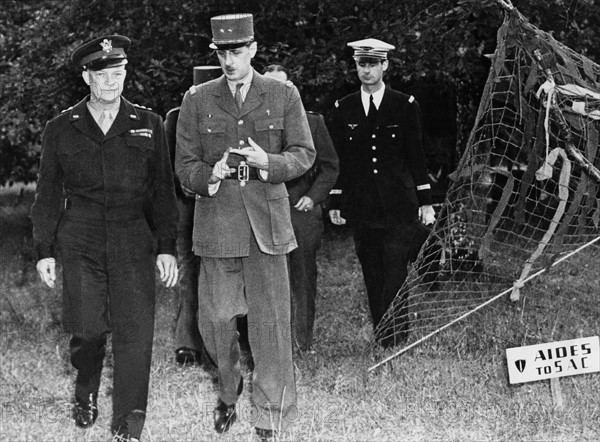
[1,183,599,441]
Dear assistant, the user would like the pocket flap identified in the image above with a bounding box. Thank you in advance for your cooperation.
[126,135,154,151]
[255,117,284,132]
[199,120,227,134]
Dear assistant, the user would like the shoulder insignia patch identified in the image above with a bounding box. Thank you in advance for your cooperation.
[408,95,415,103]
[334,100,339,108]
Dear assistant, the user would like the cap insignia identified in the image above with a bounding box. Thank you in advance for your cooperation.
[100,39,113,53]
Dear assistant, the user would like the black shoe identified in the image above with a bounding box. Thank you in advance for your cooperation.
[213,377,243,433]
[175,347,198,365]
[213,399,236,433]
[74,393,98,428]
[255,427,277,441]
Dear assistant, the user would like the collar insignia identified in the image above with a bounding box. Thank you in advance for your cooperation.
[100,39,113,53]
[348,124,358,129]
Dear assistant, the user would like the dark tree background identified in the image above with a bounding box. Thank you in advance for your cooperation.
[1,0,599,185]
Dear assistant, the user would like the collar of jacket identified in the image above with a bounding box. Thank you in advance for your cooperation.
[67,95,143,142]
[211,69,269,118]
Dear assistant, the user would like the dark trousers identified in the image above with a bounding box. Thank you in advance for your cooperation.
[173,196,204,352]
[289,205,324,350]
[197,236,297,431]
[58,212,155,439]
[353,224,413,346]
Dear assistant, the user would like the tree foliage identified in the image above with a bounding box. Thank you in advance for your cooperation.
[1,0,599,185]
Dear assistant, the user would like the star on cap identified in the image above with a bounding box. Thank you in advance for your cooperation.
[348,38,395,61]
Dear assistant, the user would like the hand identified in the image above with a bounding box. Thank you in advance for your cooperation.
[419,204,436,225]
[328,209,346,225]
[180,184,196,198]
[229,137,269,170]
[36,258,56,288]
[156,254,178,288]
[294,196,315,212]
[209,148,236,184]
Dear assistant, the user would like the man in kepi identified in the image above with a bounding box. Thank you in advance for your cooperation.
[263,64,339,352]
[175,13,315,441]
[328,38,435,348]
[31,35,178,441]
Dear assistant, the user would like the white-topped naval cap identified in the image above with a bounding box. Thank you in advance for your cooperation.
[348,38,395,61]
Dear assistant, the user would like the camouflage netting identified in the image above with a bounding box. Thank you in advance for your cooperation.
[372,7,600,368]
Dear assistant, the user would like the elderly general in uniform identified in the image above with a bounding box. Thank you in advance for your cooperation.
[328,38,435,348]
[30,35,178,441]
[175,14,315,441]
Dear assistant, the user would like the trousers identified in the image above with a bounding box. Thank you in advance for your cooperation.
[288,205,324,350]
[58,209,155,438]
[173,196,204,352]
[353,223,414,347]
[197,235,297,431]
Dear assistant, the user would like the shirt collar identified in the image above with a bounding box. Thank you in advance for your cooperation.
[360,82,385,115]
[226,69,253,91]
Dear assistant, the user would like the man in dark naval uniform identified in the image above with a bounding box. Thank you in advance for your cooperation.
[328,38,436,348]
[30,35,178,441]
[263,64,339,352]
[176,14,315,441]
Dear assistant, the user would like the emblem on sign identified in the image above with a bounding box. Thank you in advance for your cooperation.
[100,39,113,53]
[515,359,526,373]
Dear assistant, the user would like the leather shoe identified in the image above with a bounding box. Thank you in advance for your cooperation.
[213,376,243,433]
[255,427,277,441]
[213,399,236,433]
[175,347,199,365]
[74,393,98,428]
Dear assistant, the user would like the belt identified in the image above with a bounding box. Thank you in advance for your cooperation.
[224,161,260,185]
[64,198,145,221]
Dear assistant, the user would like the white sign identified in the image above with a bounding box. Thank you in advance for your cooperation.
[506,336,600,384]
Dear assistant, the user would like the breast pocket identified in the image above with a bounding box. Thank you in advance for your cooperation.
[57,143,102,188]
[255,117,284,152]
[383,124,402,142]
[125,135,155,178]
[199,120,227,160]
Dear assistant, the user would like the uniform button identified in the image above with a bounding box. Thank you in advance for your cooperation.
[239,140,244,145]
[372,158,377,162]
[372,134,376,138]
[372,146,376,150]
[269,125,274,129]
[373,169,378,174]
[207,128,212,133]
[238,120,243,125]
[392,134,396,138]
[349,137,353,140]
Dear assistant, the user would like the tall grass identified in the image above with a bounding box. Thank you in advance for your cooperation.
[1,184,598,441]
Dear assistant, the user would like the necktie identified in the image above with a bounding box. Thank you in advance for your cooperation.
[368,94,377,126]
[98,110,113,134]
[235,83,244,111]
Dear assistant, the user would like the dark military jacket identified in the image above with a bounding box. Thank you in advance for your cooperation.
[286,111,339,207]
[31,95,178,260]
[329,87,432,227]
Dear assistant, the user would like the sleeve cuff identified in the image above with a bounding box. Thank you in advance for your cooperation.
[157,238,177,256]
[36,243,55,261]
